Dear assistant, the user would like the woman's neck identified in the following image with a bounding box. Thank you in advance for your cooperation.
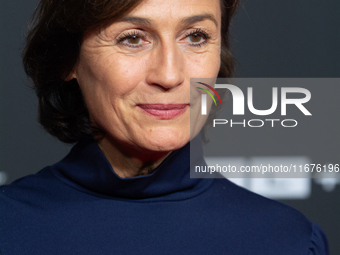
[97,136,172,178]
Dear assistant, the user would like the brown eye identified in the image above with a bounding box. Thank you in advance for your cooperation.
[128,36,141,44]
[189,33,203,43]
[183,29,211,47]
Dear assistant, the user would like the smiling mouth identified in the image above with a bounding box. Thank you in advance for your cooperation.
[137,104,188,119]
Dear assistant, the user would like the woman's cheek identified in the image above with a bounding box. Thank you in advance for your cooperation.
[186,51,220,77]
[110,55,149,84]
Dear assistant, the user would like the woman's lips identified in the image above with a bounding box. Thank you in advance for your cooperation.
[137,104,188,119]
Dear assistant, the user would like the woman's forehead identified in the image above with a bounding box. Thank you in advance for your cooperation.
[124,0,221,26]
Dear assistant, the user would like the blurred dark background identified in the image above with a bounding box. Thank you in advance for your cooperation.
[1,0,339,253]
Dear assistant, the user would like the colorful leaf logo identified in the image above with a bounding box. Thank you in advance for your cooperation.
[196,82,223,106]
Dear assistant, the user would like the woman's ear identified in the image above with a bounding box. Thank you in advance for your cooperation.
[64,69,77,81]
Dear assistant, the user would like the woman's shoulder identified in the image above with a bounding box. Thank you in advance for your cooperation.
[203,177,329,254]
[0,167,53,199]
[208,177,314,228]
[210,177,305,214]
[0,166,75,212]
[1,166,57,196]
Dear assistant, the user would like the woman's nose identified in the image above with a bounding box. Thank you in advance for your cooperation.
[145,41,185,90]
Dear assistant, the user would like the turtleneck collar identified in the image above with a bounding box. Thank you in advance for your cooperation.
[51,134,213,201]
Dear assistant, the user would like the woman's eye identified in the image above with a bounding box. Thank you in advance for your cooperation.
[184,29,211,47]
[117,32,147,48]
[188,33,204,43]
[126,36,141,45]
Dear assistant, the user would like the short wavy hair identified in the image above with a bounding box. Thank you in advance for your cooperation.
[23,0,239,143]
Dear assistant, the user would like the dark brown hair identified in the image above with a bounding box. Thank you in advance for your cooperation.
[23,0,239,143]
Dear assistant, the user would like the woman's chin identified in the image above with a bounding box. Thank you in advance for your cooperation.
[136,128,190,153]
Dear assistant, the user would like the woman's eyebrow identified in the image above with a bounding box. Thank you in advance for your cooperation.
[181,14,218,28]
[119,16,152,26]
[119,14,218,27]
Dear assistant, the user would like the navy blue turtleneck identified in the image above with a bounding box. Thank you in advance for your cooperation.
[0,136,329,254]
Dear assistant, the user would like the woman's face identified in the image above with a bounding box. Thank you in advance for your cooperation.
[70,0,221,154]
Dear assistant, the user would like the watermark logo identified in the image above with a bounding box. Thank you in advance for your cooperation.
[198,83,312,128]
[196,82,222,115]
